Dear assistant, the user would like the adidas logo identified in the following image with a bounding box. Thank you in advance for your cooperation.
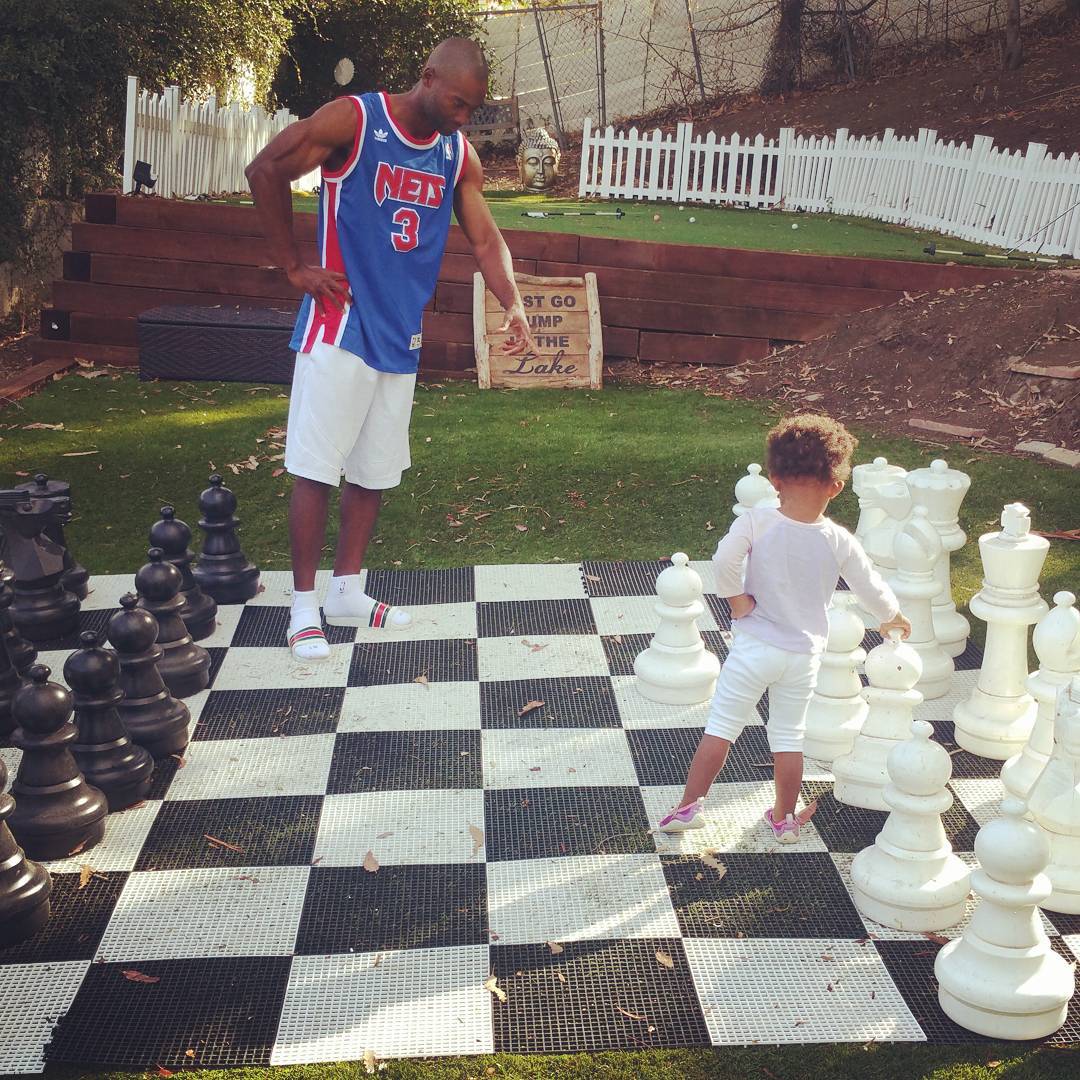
[373,128,388,142]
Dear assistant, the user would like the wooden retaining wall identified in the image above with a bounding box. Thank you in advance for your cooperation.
[32,193,1018,381]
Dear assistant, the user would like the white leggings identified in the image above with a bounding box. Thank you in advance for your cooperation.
[705,629,821,753]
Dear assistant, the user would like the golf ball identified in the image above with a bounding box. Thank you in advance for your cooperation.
[689,216,696,223]
[652,213,661,222]
[791,222,799,229]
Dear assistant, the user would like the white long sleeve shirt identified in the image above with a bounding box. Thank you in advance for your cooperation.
[712,507,899,655]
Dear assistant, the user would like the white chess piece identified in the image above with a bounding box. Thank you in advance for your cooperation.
[833,631,924,811]
[634,552,720,705]
[907,459,971,657]
[803,592,868,763]
[1025,676,1080,914]
[892,507,954,700]
[852,456,908,550]
[935,796,1075,1040]
[851,720,971,931]
[731,463,779,519]
[1001,592,1080,800]
[954,503,1050,760]
[860,477,912,575]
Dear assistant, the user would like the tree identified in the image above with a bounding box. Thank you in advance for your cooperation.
[761,0,806,96]
[1003,0,1023,69]
[272,0,480,119]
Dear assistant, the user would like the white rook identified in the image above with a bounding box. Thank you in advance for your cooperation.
[954,503,1049,760]
[935,796,1074,1040]
[803,592,868,763]
[1001,591,1080,800]
[634,552,720,705]
[851,720,970,931]
[907,459,971,657]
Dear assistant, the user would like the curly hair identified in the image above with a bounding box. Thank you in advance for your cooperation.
[765,414,858,484]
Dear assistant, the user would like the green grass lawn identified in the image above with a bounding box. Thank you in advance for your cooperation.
[241,189,1029,266]
[3,374,1077,653]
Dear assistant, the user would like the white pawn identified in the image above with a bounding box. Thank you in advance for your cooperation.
[731,463,779,519]
[1025,676,1080,913]
[803,592,868,763]
[935,796,1075,1040]
[852,456,908,550]
[954,503,1050,761]
[833,631,924,811]
[907,459,971,657]
[892,507,954,700]
[1001,592,1080,800]
[634,552,720,705]
[851,720,971,931]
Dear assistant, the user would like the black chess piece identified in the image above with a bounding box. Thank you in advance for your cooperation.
[150,505,217,641]
[0,562,37,675]
[0,583,28,741]
[14,474,90,599]
[64,631,154,811]
[107,594,190,759]
[191,474,260,603]
[136,548,210,698]
[0,754,52,946]
[8,665,108,860]
[0,490,80,642]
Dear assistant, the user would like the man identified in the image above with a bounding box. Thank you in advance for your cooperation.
[246,38,533,660]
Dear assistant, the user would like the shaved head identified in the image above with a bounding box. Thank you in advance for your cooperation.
[416,37,489,135]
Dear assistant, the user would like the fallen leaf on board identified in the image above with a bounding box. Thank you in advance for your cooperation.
[547,941,564,954]
[922,931,949,945]
[204,834,244,853]
[78,864,104,889]
[376,831,394,839]
[122,970,160,984]
[413,673,430,687]
[185,1049,196,1059]
[613,634,623,644]
[363,850,380,873]
[484,976,506,1002]
[517,699,545,717]
[615,1006,647,1021]
[700,851,727,877]
[67,839,88,857]
[363,1048,378,1074]
[585,574,602,582]
[469,824,485,858]
[655,949,675,969]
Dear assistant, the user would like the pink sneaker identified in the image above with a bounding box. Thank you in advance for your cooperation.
[658,799,705,833]
[764,807,801,844]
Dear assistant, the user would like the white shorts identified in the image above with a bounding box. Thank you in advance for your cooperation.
[285,341,416,489]
[705,629,821,753]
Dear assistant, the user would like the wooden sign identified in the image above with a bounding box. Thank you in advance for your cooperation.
[473,272,603,390]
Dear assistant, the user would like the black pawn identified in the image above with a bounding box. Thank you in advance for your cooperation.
[107,594,190,759]
[8,666,108,861]
[192,474,260,603]
[0,754,52,946]
[14,474,90,599]
[0,583,28,741]
[0,563,36,675]
[150,505,217,641]
[136,548,210,698]
[64,631,154,811]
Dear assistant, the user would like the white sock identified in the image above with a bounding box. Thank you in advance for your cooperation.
[288,590,330,661]
[323,574,411,628]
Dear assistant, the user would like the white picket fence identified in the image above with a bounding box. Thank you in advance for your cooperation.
[122,76,320,198]
[578,118,1080,256]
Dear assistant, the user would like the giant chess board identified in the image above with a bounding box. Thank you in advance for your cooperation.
[2,561,1078,1073]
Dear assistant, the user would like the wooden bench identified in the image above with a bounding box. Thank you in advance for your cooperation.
[137,304,297,383]
[463,98,519,149]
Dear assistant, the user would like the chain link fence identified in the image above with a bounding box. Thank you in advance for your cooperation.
[477,0,1066,135]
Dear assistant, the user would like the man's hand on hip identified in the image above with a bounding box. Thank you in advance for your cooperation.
[288,265,352,315]
[497,302,535,355]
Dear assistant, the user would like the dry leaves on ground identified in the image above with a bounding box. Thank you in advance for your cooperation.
[363,850,380,873]
[483,975,507,1003]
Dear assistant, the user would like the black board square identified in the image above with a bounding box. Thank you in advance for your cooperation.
[193,687,345,741]
[661,852,865,939]
[44,955,292,1068]
[349,638,478,686]
[363,567,475,605]
[134,795,322,871]
[491,937,708,1052]
[479,676,619,729]
[230,606,355,648]
[477,599,597,638]
[295,864,486,954]
[484,785,653,861]
[327,730,482,793]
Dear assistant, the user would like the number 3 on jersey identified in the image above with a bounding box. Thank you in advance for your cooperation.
[392,207,420,252]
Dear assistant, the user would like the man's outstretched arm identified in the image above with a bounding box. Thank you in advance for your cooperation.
[245,98,355,314]
[453,142,535,353]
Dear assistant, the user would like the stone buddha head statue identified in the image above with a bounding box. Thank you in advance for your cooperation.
[518,127,560,192]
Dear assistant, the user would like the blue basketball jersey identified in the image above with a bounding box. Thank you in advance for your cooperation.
[289,92,467,373]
